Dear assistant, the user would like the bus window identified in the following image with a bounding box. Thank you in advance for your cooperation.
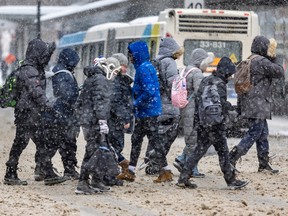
[98,42,105,57]
[81,45,90,67]
[183,39,243,67]
[89,45,97,65]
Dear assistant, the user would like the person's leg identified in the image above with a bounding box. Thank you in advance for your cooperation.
[32,124,66,186]
[4,124,29,185]
[213,125,249,189]
[177,126,211,188]
[75,127,100,195]
[59,124,79,179]
[256,120,279,173]
[108,124,126,163]
[117,118,146,182]
[230,118,264,170]
[129,118,146,168]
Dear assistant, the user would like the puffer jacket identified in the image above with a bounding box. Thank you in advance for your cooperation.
[15,38,55,125]
[47,48,80,125]
[110,73,133,126]
[180,48,207,144]
[238,36,284,120]
[128,41,162,118]
[156,38,180,121]
[75,66,111,129]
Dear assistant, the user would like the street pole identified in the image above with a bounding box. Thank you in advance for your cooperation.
[37,0,41,39]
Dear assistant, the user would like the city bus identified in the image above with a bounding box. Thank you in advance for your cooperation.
[58,8,260,84]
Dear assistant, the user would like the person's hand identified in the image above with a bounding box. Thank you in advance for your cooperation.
[99,120,109,134]
[124,123,130,129]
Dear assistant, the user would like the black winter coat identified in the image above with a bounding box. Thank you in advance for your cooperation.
[238,36,284,119]
[109,73,133,126]
[15,38,54,125]
[75,66,111,130]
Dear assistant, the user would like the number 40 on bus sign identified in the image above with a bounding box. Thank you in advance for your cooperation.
[185,0,204,9]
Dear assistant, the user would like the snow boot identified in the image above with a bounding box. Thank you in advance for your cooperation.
[90,177,111,192]
[116,169,136,182]
[176,180,198,189]
[44,172,67,186]
[258,154,279,174]
[34,164,44,181]
[229,146,242,172]
[153,169,173,183]
[227,179,249,190]
[75,180,99,195]
[4,166,28,186]
[119,159,129,172]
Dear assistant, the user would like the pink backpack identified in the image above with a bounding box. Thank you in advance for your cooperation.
[171,67,196,108]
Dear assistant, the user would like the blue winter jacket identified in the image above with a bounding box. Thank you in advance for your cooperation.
[128,41,162,118]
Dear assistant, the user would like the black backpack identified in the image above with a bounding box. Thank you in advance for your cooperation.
[198,76,224,127]
[0,66,22,108]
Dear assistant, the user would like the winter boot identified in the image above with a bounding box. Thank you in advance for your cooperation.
[119,159,129,172]
[176,180,198,189]
[4,166,28,186]
[116,169,136,182]
[44,172,67,186]
[173,158,184,173]
[153,169,173,183]
[258,154,279,174]
[75,180,99,195]
[34,164,44,181]
[229,146,242,172]
[64,167,80,180]
[227,179,249,190]
[90,177,111,192]
[191,164,205,178]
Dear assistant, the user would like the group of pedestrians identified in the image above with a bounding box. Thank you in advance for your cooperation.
[2,34,284,194]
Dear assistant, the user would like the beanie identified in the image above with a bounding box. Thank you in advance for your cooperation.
[112,53,128,66]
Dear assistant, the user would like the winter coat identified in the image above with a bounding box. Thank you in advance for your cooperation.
[128,41,162,118]
[75,66,111,130]
[180,48,207,144]
[15,38,55,126]
[238,36,284,120]
[109,73,133,127]
[156,38,180,121]
[45,48,80,125]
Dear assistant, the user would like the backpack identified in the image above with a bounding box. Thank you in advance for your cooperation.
[198,77,224,127]
[0,66,22,108]
[45,69,73,106]
[234,55,258,95]
[171,67,196,108]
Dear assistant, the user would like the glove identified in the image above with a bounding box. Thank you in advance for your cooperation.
[99,120,109,134]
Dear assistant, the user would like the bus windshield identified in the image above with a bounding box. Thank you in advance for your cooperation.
[183,39,243,67]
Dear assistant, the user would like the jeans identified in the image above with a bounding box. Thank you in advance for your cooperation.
[236,118,269,157]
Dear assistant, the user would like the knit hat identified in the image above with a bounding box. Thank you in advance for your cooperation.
[112,53,128,66]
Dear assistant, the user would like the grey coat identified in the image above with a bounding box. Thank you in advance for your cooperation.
[181,48,207,145]
[156,38,181,121]
[238,36,284,120]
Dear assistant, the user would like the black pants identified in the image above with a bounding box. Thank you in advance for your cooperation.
[108,119,125,163]
[179,124,235,184]
[145,117,179,167]
[6,124,55,177]
[129,116,160,167]
[42,124,78,172]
